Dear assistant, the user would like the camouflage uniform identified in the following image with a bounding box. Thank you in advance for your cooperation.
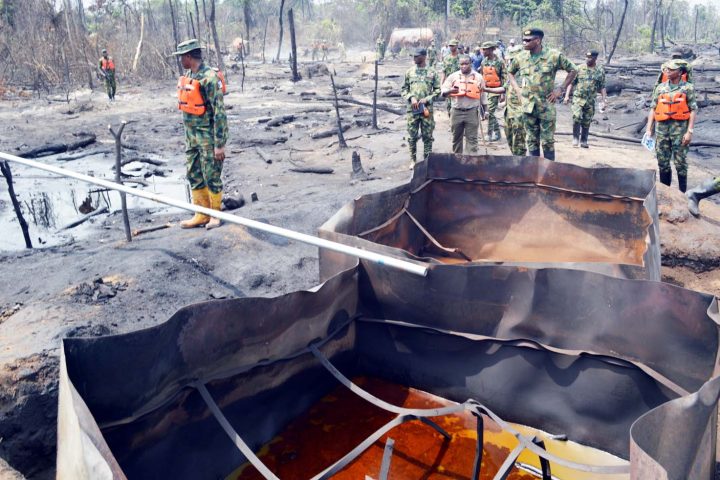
[654,59,693,89]
[428,44,437,67]
[376,37,386,62]
[481,56,505,139]
[508,48,576,158]
[99,56,116,100]
[504,80,526,155]
[401,65,440,163]
[442,54,460,116]
[571,64,605,127]
[650,80,697,183]
[182,63,228,194]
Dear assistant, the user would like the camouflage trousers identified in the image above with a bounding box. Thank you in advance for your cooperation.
[407,110,435,162]
[523,110,556,155]
[450,107,479,154]
[504,113,526,156]
[104,72,116,99]
[487,94,501,136]
[185,129,223,193]
[655,120,689,177]
[571,98,595,128]
[715,177,720,190]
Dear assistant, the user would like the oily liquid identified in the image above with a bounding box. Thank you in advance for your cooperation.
[227,377,628,480]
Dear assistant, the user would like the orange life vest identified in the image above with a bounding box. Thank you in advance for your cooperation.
[101,58,115,70]
[660,71,688,83]
[654,91,691,121]
[482,65,501,88]
[450,73,482,99]
[212,68,227,94]
[177,76,206,116]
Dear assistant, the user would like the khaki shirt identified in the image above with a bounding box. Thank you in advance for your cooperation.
[442,70,484,109]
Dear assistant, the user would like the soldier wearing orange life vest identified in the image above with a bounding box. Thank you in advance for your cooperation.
[442,54,486,154]
[654,48,693,90]
[173,39,228,230]
[480,41,505,142]
[98,48,116,101]
[645,59,698,192]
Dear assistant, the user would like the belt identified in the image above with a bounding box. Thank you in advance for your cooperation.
[453,106,477,111]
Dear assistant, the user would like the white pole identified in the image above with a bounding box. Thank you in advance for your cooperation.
[0,152,428,277]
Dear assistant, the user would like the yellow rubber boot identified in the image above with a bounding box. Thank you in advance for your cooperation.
[206,190,223,230]
[180,187,210,228]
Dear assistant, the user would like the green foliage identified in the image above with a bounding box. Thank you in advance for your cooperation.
[451,0,476,18]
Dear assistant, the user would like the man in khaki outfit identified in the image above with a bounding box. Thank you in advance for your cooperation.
[442,55,486,154]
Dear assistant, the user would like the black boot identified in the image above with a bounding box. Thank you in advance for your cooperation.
[572,123,580,147]
[678,174,687,193]
[580,126,589,148]
[543,150,555,161]
[686,178,720,217]
[659,169,672,186]
[528,149,541,157]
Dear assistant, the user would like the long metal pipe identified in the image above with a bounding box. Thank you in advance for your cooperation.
[0,151,428,277]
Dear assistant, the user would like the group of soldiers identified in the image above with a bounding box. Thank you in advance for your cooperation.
[400,29,718,217]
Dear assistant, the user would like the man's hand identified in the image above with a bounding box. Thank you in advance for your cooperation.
[682,131,692,146]
[563,95,570,104]
[214,146,225,161]
[411,96,419,109]
[547,87,563,103]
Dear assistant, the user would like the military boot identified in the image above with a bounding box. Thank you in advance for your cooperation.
[678,174,687,193]
[180,187,211,228]
[528,149,541,157]
[658,170,672,187]
[206,190,223,230]
[580,126,590,148]
[686,178,720,217]
[543,150,555,161]
[572,123,580,147]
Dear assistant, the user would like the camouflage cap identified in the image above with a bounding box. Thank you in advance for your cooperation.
[448,39,459,46]
[665,59,683,70]
[172,39,203,55]
[413,47,427,57]
[480,41,497,49]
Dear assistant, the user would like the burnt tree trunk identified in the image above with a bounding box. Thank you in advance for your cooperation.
[168,0,183,74]
[330,74,348,148]
[372,60,379,129]
[194,0,202,41]
[288,8,300,82]
[209,0,224,73]
[0,161,32,249]
[275,0,285,63]
[243,1,251,56]
[262,17,269,64]
[109,122,132,243]
[607,0,629,65]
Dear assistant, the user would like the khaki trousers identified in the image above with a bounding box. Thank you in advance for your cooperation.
[450,107,479,154]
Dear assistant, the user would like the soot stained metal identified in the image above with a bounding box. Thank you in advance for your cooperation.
[57,155,719,480]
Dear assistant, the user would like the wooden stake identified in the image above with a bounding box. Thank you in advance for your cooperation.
[0,161,32,248]
[372,60,379,129]
[108,122,132,242]
[329,73,348,148]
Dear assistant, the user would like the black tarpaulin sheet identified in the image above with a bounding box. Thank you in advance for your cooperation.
[57,263,720,480]
[318,154,660,281]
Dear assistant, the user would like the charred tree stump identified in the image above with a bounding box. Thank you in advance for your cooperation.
[108,122,132,243]
[0,161,32,248]
[372,60,379,129]
[329,73,348,148]
[288,9,300,82]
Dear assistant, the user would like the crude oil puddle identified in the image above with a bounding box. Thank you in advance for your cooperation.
[228,377,627,480]
[0,152,186,250]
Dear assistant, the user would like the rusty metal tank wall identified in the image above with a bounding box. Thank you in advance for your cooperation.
[58,262,719,480]
[318,154,661,281]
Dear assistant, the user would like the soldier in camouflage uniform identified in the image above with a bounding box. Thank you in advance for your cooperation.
[442,39,461,117]
[564,50,607,148]
[654,48,693,89]
[686,176,720,217]
[645,59,698,192]
[376,35,386,63]
[173,39,228,229]
[98,49,116,101]
[480,41,505,141]
[508,28,577,161]
[428,39,437,67]
[401,47,440,168]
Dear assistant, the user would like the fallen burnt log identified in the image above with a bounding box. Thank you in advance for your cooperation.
[310,124,350,139]
[312,95,404,115]
[18,134,96,158]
